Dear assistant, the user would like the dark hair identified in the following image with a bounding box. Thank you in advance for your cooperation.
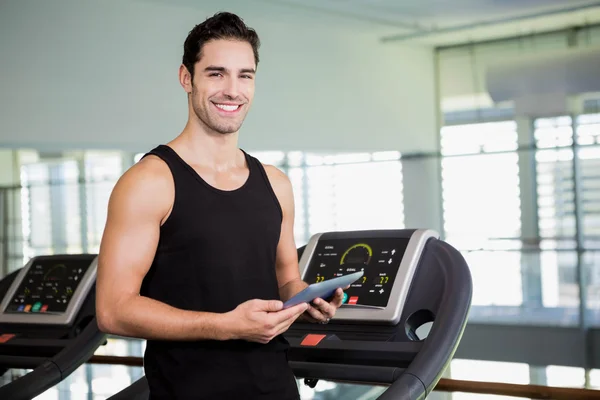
[182,12,260,80]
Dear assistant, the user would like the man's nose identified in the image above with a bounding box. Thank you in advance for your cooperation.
[222,77,240,99]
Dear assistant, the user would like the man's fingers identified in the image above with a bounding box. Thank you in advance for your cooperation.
[330,288,344,307]
[256,299,284,312]
[304,304,326,321]
[273,306,308,334]
[312,298,335,319]
[271,302,307,324]
[301,311,319,323]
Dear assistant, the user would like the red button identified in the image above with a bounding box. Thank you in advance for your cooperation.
[300,334,327,347]
[41,305,48,312]
[0,334,15,343]
[349,296,359,305]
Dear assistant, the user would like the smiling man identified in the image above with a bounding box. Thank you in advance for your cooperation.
[95,11,345,400]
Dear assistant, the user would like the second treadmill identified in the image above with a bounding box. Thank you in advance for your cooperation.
[0,254,106,400]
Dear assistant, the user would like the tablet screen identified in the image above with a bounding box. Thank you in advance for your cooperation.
[303,237,410,307]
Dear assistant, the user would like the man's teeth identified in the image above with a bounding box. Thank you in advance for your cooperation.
[215,104,240,111]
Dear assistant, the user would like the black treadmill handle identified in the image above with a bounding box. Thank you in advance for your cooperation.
[291,361,404,386]
[53,316,107,378]
[379,240,473,400]
[376,373,428,400]
[0,318,107,400]
[0,360,62,400]
[0,355,49,369]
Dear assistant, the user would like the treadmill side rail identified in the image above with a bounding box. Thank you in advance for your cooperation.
[0,360,62,400]
[397,239,473,398]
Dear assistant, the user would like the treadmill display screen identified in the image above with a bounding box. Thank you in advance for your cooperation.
[303,237,410,308]
[4,258,92,314]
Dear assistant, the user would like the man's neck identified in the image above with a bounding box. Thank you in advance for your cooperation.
[172,122,242,170]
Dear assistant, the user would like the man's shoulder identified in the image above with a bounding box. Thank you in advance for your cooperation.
[259,163,295,214]
[113,155,174,198]
[261,163,290,187]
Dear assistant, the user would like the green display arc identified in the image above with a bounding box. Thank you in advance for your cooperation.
[340,243,373,266]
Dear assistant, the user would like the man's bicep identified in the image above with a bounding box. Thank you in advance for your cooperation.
[266,166,302,286]
[275,213,299,285]
[98,197,159,296]
[96,163,169,314]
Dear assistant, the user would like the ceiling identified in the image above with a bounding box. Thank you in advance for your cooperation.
[260,0,600,46]
[138,0,600,46]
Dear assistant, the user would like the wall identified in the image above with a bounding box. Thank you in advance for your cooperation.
[0,0,438,155]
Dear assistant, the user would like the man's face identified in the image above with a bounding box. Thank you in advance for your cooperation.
[187,39,256,135]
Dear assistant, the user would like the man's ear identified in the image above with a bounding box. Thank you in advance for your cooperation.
[178,64,193,94]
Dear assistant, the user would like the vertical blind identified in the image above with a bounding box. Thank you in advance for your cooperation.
[440,120,523,306]
[303,152,404,245]
[251,151,405,247]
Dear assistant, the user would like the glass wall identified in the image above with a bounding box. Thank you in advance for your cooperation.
[577,114,600,311]
[440,121,523,308]
[437,113,600,327]
[534,116,579,313]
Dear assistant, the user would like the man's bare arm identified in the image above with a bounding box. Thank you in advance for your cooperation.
[263,165,307,301]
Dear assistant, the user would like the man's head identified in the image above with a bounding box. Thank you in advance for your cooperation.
[180,12,260,135]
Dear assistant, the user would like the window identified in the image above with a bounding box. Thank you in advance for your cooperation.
[303,152,404,244]
[576,113,600,313]
[285,152,308,246]
[450,359,530,400]
[534,116,579,309]
[535,116,575,243]
[20,159,82,259]
[84,151,123,252]
[440,121,522,307]
[546,365,586,388]
[576,114,600,244]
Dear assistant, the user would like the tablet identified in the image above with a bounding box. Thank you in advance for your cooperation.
[283,271,364,309]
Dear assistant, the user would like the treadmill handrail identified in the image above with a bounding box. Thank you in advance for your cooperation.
[290,361,404,385]
[0,360,62,400]
[0,316,106,400]
[0,355,49,369]
[378,240,473,399]
[53,316,106,378]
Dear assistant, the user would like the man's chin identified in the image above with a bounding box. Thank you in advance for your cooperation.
[212,124,242,135]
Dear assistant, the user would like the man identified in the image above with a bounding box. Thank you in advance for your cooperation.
[96,11,345,400]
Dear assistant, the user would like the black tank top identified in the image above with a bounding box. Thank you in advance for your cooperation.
[139,145,299,400]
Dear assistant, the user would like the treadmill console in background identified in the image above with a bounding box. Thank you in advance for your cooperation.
[0,255,97,326]
[299,230,439,325]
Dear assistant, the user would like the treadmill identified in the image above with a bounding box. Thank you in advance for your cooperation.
[109,229,472,399]
[0,254,106,400]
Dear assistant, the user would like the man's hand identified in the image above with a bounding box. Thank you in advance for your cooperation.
[224,299,308,344]
[301,287,346,324]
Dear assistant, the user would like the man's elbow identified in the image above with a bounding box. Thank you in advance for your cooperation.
[96,302,121,334]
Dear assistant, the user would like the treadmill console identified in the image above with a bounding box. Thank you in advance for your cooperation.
[299,229,438,325]
[0,255,97,326]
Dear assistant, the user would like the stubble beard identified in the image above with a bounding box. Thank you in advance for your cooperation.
[191,89,245,136]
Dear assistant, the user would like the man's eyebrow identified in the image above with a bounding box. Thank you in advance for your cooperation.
[204,66,255,74]
[204,65,226,72]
